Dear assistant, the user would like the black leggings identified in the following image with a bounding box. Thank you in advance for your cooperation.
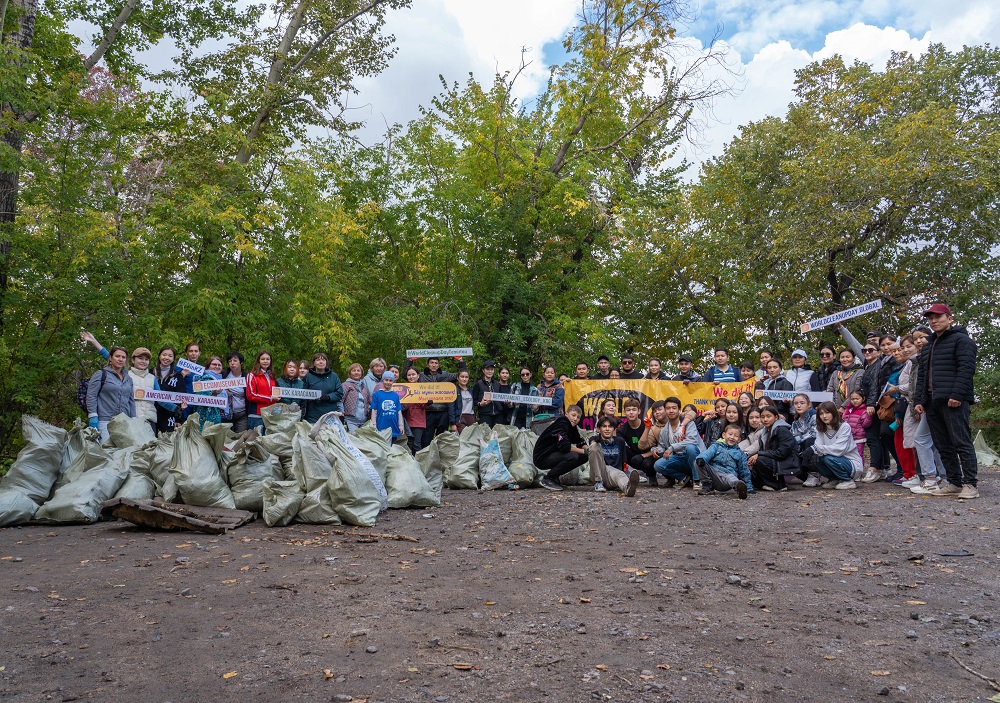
[536,451,588,481]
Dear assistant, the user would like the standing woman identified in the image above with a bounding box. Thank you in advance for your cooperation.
[303,353,344,424]
[224,352,248,432]
[297,360,310,380]
[363,358,387,398]
[816,345,841,393]
[341,363,371,432]
[276,360,303,404]
[153,346,185,434]
[246,350,277,433]
[827,349,862,409]
[496,366,515,426]
[859,341,888,483]
[402,366,428,453]
[449,370,476,434]
[85,346,136,444]
[511,367,540,429]
[195,356,226,429]
[535,366,564,419]
[761,359,794,419]
[886,340,917,486]
[906,327,944,493]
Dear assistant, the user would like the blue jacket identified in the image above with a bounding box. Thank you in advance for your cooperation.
[697,439,753,489]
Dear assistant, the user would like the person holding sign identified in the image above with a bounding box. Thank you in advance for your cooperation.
[194,357,226,429]
[448,370,476,433]
[402,366,429,452]
[472,360,502,428]
[671,355,701,383]
[85,345,136,443]
[535,366,564,420]
[405,356,467,441]
[275,360,303,404]
[511,367,541,429]
[224,353,248,432]
[302,353,344,424]
[760,359,794,418]
[153,346,186,434]
[703,348,739,384]
[246,351,277,433]
[371,371,404,442]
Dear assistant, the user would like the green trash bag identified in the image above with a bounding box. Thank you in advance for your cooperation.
[314,426,382,527]
[56,441,113,489]
[107,413,155,449]
[0,415,68,504]
[201,422,235,462]
[435,431,460,476]
[290,425,334,492]
[261,479,305,527]
[385,445,439,508]
[445,423,489,489]
[261,402,301,434]
[295,485,343,525]
[223,437,283,513]
[415,443,443,502]
[507,429,539,488]
[129,434,179,502]
[351,423,392,481]
[34,453,128,523]
[113,471,157,500]
[60,418,99,476]
[492,424,518,464]
[0,489,39,527]
[168,416,235,509]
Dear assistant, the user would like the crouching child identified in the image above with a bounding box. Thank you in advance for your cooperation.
[695,424,751,499]
[589,417,641,497]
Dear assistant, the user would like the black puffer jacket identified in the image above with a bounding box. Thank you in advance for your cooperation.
[916,325,976,405]
[533,416,584,464]
[861,358,883,407]
[757,419,799,473]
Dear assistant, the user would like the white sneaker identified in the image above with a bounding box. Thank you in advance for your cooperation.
[901,477,921,488]
[594,481,607,492]
[802,474,822,487]
[835,480,857,490]
[910,478,940,495]
[860,469,881,484]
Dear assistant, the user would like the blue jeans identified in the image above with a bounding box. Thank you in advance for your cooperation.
[815,455,854,481]
[653,445,700,481]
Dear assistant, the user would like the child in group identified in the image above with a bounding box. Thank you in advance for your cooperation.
[739,408,764,457]
[371,371,405,443]
[843,390,873,469]
[588,417,641,496]
[695,424,751,499]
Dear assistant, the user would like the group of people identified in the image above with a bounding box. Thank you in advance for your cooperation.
[80,302,979,499]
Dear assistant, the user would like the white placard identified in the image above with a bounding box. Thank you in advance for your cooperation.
[135,389,228,408]
[176,357,206,376]
[757,389,834,403]
[191,377,246,391]
[274,387,322,400]
[801,300,882,332]
[487,392,553,406]
[405,347,473,358]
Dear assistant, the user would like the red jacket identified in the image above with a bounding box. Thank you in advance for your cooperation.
[246,371,276,414]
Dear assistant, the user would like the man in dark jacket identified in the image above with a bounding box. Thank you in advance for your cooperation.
[618,353,644,379]
[914,303,978,499]
[302,353,344,423]
[472,359,502,427]
[406,356,467,440]
[533,405,588,490]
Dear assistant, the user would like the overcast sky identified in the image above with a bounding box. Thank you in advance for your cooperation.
[348,0,1000,178]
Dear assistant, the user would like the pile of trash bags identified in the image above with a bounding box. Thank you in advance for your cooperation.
[0,408,572,528]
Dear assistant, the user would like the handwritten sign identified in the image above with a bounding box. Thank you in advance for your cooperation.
[405,347,473,359]
[135,389,228,408]
[191,377,246,392]
[175,358,206,376]
[273,387,322,400]
[487,392,553,406]
[756,389,834,403]
[394,382,458,404]
[801,300,882,333]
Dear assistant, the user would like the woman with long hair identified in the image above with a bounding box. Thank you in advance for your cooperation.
[153,345,186,434]
[224,352,248,432]
[246,350,277,433]
[811,401,862,489]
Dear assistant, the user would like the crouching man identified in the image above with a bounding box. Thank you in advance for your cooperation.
[533,405,589,491]
[589,417,641,496]
[695,424,751,499]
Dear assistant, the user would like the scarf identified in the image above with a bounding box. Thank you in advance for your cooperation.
[837,368,857,401]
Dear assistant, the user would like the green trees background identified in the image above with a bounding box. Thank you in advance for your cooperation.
[1,0,997,457]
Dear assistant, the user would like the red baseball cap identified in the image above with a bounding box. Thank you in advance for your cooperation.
[922,303,952,316]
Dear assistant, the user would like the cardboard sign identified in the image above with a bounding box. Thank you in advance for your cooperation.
[487,392,553,406]
[273,387,322,400]
[756,389,834,403]
[135,389,228,408]
[175,357,207,376]
[191,377,246,392]
[801,300,882,333]
[393,382,458,404]
[405,347,473,359]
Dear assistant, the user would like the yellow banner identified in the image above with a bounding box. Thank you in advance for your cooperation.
[394,382,457,404]
[562,379,756,418]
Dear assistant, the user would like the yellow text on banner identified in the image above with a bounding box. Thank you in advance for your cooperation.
[562,379,756,418]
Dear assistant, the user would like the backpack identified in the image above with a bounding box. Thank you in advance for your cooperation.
[77,369,108,413]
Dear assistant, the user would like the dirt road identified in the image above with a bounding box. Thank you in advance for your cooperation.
[2,476,998,702]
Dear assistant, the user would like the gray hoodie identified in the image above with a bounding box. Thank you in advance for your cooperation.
[656,418,706,455]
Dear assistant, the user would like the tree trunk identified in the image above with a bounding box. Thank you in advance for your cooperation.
[0,0,39,327]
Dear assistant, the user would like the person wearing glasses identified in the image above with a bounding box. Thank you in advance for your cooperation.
[618,353,644,379]
[858,341,889,482]
[511,367,541,429]
[816,345,840,392]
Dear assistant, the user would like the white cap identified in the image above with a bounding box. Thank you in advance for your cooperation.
[791,349,807,358]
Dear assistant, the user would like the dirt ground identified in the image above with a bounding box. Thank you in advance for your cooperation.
[2,470,999,703]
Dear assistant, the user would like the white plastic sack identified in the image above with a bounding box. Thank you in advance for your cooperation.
[113,471,157,500]
[56,441,113,489]
[0,488,38,526]
[168,416,235,508]
[262,479,305,527]
[295,485,343,525]
[479,433,516,491]
[129,435,178,502]
[60,418,99,476]
[974,431,999,466]
[446,423,488,489]
[313,416,388,512]
[351,423,392,481]
[507,428,539,487]
[313,425,382,527]
[0,415,68,504]
[34,454,128,523]
[415,443,443,502]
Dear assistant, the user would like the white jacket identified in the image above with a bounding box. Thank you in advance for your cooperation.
[129,367,157,424]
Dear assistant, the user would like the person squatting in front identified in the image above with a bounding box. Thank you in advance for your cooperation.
[533,405,589,491]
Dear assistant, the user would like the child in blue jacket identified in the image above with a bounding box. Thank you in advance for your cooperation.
[695,424,752,499]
